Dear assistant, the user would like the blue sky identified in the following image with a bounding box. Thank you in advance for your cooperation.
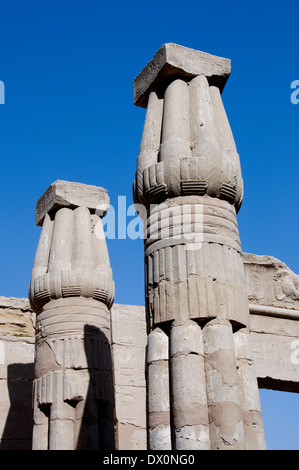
[0,0,298,450]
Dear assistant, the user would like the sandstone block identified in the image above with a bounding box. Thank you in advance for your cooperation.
[114,385,146,429]
[243,252,299,311]
[35,180,110,226]
[0,297,35,338]
[116,422,146,450]
[133,43,231,108]
[250,314,299,392]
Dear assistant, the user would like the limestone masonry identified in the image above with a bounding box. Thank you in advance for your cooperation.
[0,44,298,450]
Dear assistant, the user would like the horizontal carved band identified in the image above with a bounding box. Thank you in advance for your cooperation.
[144,197,241,253]
[35,300,111,343]
[181,180,207,195]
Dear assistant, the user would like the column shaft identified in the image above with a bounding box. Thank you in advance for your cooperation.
[234,328,266,449]
[147,328,172,450]
[170,321,210,449]
[203,319,246,450]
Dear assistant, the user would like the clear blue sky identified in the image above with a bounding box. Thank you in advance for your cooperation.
[0,0,298,450]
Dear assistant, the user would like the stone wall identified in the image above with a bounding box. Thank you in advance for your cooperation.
[244,252,299,393]
[250,314,299,393]
[0,297,147,450]
[0,297,35,449]
[111,304,147,449]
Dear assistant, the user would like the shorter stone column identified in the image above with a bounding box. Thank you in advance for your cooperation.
[29,180,115,450]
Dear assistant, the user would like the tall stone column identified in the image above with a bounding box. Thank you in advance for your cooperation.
[29,180,115,450]
[133,43,266,450]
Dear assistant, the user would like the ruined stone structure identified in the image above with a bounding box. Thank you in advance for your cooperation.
[29,181,115,450]
[0,44,298,451]
[133,43,264,450]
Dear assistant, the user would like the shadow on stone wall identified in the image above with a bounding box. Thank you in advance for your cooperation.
[75,324,115,450]
[0,363,34,450]
[0,325,115,450]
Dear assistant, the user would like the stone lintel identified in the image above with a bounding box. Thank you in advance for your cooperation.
[133,43,231,108]
[35,180,110,226]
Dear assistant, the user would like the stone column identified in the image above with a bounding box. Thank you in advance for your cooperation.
[147,328,171,449]
[29,180,115,450]
[133,43,266,450]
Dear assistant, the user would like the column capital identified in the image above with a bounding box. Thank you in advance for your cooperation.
[133,43,231,108]
[133,46,243,211]
[35,180,110,227]
[30,180,114,313]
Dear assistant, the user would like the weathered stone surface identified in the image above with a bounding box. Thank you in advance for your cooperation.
[133,43,231,108]
[1,256,298,451]
[243,252,299,311]
[170,323,210,449]
[116,422,146,451]
[111,304,147,450]
[134,75,243,210]
[0,295,35,448]
[30,182,115,450]
[0,362,34,450]
[35,180,110,226]
[250,314,299,392]
[0,296,35,338]
[234,328,266,450]
[147,328,171,450]
[111,304,147,348]
[244,252,299,393]
[114,385,146,429]
[30,208,114,312]
[0,296,31,311]
[145,202,249,328]
[203,319,246,449]
[1,286,299,450]
[133,44,265,451]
